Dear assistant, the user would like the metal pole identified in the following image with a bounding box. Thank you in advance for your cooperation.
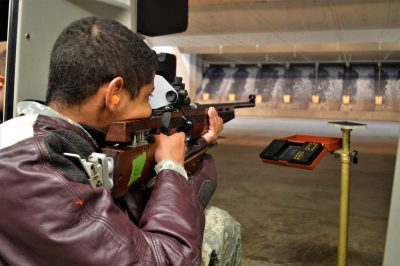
[337,128,352,266]
[329,121,366,266]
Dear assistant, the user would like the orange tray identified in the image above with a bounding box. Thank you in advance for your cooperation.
[261,135,342,170]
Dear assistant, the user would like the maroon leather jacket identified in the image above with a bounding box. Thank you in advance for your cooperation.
[0,113,216,265]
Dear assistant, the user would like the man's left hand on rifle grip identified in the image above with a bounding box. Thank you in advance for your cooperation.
[202,107,224,144]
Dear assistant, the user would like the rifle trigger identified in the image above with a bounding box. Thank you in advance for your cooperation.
[185,119,194,131]
[180,115,193,143]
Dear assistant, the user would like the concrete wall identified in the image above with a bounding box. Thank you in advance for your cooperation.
[196,64,400,121]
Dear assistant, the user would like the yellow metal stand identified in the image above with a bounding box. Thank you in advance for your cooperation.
[329,121,367,266]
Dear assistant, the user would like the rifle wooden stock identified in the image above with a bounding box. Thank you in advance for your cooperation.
[103,95,256,198]
[105,116,161,143]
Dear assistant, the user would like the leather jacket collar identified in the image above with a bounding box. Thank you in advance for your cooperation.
[16,101,100,149]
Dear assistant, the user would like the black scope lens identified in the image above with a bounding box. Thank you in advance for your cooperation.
[166,90,178,103]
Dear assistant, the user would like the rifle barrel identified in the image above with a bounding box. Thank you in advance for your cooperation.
[198,94,255,109]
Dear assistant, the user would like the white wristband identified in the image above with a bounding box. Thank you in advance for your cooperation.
[154,160,188,180]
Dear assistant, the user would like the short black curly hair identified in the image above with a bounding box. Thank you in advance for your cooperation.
[46,16,158,105]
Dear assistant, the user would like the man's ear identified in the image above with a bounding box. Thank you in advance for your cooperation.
[105,77,124,112]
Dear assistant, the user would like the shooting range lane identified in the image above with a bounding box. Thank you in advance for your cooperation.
[207,116,398,266]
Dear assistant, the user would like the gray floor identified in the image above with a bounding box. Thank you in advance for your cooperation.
[207,116,399,266]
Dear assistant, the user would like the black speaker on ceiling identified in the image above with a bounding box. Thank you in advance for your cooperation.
[0,0,9,41]
[137,0,188,37]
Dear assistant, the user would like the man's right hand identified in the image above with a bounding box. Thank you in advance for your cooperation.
[153,132,186,166]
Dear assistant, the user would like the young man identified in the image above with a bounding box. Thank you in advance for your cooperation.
[0,17,240,265]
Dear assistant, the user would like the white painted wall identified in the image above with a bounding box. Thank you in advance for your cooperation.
[8,0,136,117]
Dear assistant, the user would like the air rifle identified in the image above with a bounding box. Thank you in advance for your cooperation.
[102,76,256,198]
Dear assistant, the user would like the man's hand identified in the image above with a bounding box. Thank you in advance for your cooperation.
[154,132,186,166]
[201,107,224,144]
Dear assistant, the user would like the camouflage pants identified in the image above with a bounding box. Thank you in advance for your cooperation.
[202,206,242,266]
